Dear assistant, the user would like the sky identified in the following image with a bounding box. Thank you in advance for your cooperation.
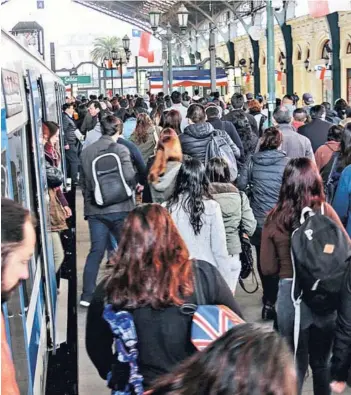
[1,0,162,68]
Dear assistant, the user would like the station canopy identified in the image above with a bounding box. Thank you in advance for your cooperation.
[72,0,265,40]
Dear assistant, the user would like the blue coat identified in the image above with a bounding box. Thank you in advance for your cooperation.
[333,165,351,237]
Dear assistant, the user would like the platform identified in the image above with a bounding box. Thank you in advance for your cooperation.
[75,191,350,395]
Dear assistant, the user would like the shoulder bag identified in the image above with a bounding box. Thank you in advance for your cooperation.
[181,261,244,351]
[238,192,259,294]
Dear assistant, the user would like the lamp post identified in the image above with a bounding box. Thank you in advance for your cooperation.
[149,3,189,94]
[266,0,275,126]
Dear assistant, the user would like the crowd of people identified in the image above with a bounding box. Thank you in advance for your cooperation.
[2,88,351,395]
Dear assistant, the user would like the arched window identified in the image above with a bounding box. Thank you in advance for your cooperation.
[347,42,351,54]
[262,56,266,65]
[307,48,310,59]
[321,40,331,59]
[296,45,302,61]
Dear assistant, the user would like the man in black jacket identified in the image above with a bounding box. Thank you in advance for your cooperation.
[62,103,80,184]
[205,105,244,161]
[298,105,333,152]
[179,104,240,179]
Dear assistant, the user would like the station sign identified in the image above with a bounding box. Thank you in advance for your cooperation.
[61,75,91,85]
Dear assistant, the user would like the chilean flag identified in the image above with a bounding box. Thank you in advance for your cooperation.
[132,29,154,62]
[308,0,350,17]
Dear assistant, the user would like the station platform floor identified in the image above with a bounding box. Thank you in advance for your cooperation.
[75,192,350,395]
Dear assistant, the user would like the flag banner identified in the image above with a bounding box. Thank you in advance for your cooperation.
[315,66,327,80]
[308,0,351,17]
[275,70,283,82]
[147,51,155,63]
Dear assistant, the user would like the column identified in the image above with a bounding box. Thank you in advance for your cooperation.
[266,0,275,125]
[209,23,216,93]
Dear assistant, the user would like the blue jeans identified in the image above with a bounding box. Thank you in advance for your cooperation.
[107,234,118,259]
[81,212,128,302]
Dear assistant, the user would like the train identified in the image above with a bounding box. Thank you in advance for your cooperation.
[1,28,76,395]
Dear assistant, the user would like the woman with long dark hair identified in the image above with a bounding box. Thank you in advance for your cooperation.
[163,109,182,135]
[130,113,158,162]
[43,121,72,289]
[151,324,297,395]
[166,158,229,280]
[86,204,241,389]
[320,123,351,197]
[260,158,350,395]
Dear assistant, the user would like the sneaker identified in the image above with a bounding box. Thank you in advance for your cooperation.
[80,300,90,307]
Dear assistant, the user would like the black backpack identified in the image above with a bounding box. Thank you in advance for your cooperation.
[291,205,351,316]
[92,143,133,207]
[205,130,238,181]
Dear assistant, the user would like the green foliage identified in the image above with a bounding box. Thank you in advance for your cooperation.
[90,36,123,64]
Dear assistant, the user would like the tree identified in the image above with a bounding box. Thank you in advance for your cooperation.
[90,36,123,64]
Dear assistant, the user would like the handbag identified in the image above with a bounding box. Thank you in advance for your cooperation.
[181,261,244,351]
[46,162,63,188]
[238,192,259,294]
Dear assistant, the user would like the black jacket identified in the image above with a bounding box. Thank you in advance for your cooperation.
[207,117,244,160]
[223,109,259,162]
[331,265,351,382]
[62,112,77,145]
[179,122,240,164]
[86,260,242,389]
[298,118,332,153]
[237,150,289,228]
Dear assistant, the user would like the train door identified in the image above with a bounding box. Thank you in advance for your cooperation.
[1,72,35,394]
[38,76,67,190]
[25,70,57,354]
[54,82,67,188]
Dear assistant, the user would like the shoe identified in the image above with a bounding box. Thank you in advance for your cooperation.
[261,304,277,321]
[80,300,90,307]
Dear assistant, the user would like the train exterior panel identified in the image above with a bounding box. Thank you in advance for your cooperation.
[1,28,68,395]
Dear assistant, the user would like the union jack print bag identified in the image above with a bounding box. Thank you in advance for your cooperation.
[181,261,245,351]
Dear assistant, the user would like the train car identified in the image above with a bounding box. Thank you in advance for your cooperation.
[1,28,72,395]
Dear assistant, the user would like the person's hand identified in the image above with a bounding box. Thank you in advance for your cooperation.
[64,206,72,218]
[330,381,346,393]
[136,184,144,193]
[64,145,69,150]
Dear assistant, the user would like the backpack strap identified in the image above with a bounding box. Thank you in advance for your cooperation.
[193,260,206,305]
[290,228,303,362]
[300,207,313,224]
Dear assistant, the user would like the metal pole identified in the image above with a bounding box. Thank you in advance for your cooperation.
[135,56,139,94]
[167,23,173,93]
[111,67,114,97]
[266,0,275,126]
[162,38,168,95]
[209,23,216,93]
[120,59,124,96]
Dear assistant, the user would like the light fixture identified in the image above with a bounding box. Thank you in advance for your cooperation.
[122,35,130,51]
[304,58,310,70]
[111,49,118,60]
[149,8,162,33]
[280,60,284,72]
[177,3,189,34]
[126,50,131,63]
